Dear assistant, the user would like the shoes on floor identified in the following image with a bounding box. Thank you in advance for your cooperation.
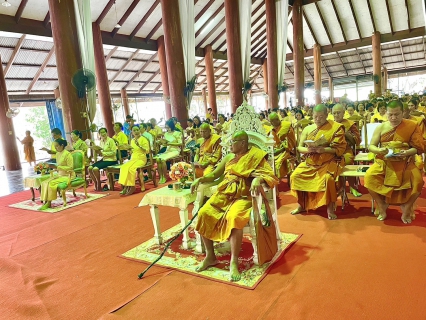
[102,184,109,191]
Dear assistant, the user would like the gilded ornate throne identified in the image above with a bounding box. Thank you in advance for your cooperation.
[192,102,281,265]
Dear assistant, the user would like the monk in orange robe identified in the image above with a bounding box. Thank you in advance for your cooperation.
[194,123,222,177]
[17,130,36,166]
[332,104,362,197]
[192,130,278,281]
[403,102,425,170]
[268,112,296,179]
[365,100,424,224]
[290,104,347,220]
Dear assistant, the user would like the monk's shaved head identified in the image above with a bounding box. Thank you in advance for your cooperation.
[314,104,328,114]
[200,123,211,130]
[233,130,248,142]
[332,104,344,112]
[387,100,403,111]
[268,112,281,127]
[268,112,279,121]
[402,102,410,111]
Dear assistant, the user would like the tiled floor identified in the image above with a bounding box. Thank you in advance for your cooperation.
[0,164,35,197]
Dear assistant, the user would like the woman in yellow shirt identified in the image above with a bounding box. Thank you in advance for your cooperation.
[370,102,388,123]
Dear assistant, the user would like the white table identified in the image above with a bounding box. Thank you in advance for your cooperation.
[340,165,373,212]
[138,185,196,249]
[23,173,55,201]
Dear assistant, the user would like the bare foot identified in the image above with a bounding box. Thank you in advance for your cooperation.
[290,206,306,215]
[327,203,337,220]
[195,256,218,272]
[401,203,413,224]
[125,186,136,196]
[377,203,389,221]
[374,207,380,216]
[229,261,241,282]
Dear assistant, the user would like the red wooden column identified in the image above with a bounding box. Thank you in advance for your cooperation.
[382,67,388,92]
[224,0,243,113]
[262,59,269,110]
[372,31,382,96]
[202,88,208,115]
[120,89,131,117]
[293,0,304,107]
[204,45,218,117]
[265,0,278,110]
[0,55,21,171]
[160,0,187,124]
[157,36,172,120]
[313,44,322,105]
[48,0,88,137]
[93,22,114,134]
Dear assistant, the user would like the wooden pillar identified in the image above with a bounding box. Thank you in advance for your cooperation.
[202,88,208,116]
[93,23,114,134]
[265,0,278,110]
[313,44,322,105]
[283,91,288,108]
[120,89,131,117]
[382,67,388,92]
[0,55,21,170]
[372,31,382,96]
[224,0,243,113]
[157,36,172,120]
[293,0,304,107]
[160,0,187,124]
[262,59,269,110]
[48,0,88,137]
[204,45,218,117]
[329,78,334,102]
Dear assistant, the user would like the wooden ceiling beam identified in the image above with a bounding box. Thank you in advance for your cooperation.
[331,0,347,44]
[105,46,118,62]
[124,52,158,89]
[286,64,294,76]
[197,61,227,87]
[4,34,26,77]
[399,40,406,68]
[252,35,267,55]
[384,0,394,35]
[404,0,411,31]
[109,49,140,84]
[26,47,54,94]
[111,0,140,37]
[366,0,376,34]
[195,4,224,38]
[335,51,348,76]
[145,19,162,43]
[195,0,216,22]
[355,48,366,74]
[320,59,331,78]
[302,8,319,45]
[196,16,225,49]
[96,0,115,25]
[15,0,29,24]
[348,0,362,40]
[305,63,314,80]
[129,0,160,40]
[138,70,160,93]
[315,2,333,46]
[214,32,228,52]
[287,40,293,53]
[43,11,50,28]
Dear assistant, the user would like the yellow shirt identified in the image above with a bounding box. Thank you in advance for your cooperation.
[370,113,388,123]
[113,131,128,146]
[50,142,57,159]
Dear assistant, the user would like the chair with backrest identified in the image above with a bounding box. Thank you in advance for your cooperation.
[57,150,88,207]
[192,102,281,265]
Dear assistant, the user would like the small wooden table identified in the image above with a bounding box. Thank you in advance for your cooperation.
[24,173,55,201]
[138,185,196,249]
[340,165,373,212]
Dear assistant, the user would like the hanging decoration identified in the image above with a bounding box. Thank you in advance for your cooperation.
[276,0,289,101]
[178,0,196,108]
[73,0,97,123]
[238,0,253,99]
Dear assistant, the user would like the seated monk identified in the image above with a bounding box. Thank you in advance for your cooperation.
[403,102,425,170]
[194,123,222,178]
[267,112,296,179]
[332,104,362,197]
[191,130,279,281]
[365,100,424,224]
[290,104,347,220]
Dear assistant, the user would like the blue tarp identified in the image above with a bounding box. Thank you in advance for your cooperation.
[46,100,65,136]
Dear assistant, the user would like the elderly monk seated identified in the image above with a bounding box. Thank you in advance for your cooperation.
[191,130,279,281]
[267,112,296,179]
[194,123,222,178]
[365,100,424,224]
[332,104,362,197]
[290,104,347,220]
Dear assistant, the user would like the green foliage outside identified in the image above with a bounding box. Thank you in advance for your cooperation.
[24,106,51,148]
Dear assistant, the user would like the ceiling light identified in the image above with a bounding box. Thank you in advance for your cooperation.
[2,0,12,7]
[114,1,121,29]
[115,23,121,29]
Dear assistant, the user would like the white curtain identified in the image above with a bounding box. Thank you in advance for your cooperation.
[276,0,289,89]
[238,0,253,84]
[73,0,96,122]
[178,0,196,84]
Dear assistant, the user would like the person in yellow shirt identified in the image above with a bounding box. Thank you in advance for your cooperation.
[370,102,388,123]
[149,118,164,138]
[40,128,63,164]
[194,123,222,177]
[112,122,129,160]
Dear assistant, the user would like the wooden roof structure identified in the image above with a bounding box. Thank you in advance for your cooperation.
[0,0,425,97]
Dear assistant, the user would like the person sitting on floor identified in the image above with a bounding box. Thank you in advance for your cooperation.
[155,119,183,184]
[118,125,150,196]
[332,104,362,197]
[39,139,74,210]
[88,128,117,191]
[194,123,222,178]
[191,130,279,281]
[364,100,424,224]
[290,104,347,220]
[268,112,296,179]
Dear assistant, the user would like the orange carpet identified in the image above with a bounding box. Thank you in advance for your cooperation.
[2,181,426,319]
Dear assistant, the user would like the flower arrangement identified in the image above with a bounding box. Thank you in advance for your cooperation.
[169,162,193,184]
[34,162,50,175]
